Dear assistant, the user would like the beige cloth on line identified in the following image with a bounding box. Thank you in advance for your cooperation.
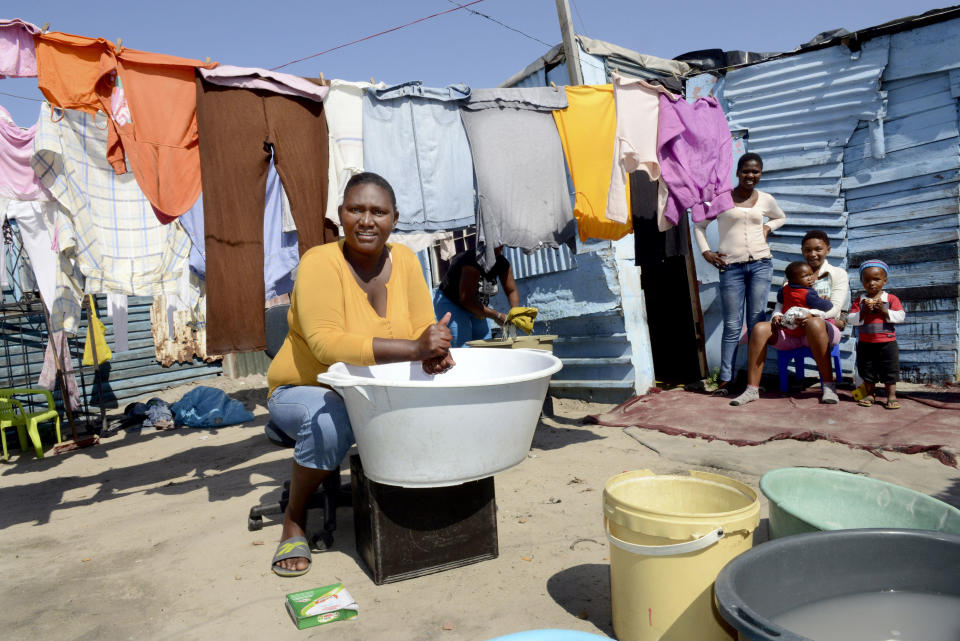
[606,72,673,226]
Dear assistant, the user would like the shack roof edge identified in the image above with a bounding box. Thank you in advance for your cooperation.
[499,35,691,87]
[700,4,960,76]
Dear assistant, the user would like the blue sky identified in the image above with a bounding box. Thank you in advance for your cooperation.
[1,0,945,125]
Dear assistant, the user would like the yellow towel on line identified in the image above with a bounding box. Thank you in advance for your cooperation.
[82,295,112,366]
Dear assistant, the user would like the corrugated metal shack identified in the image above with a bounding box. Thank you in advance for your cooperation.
[16,6,954,426]
[695,7,960,382]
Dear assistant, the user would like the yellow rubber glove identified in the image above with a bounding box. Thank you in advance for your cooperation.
[506,306,538,335]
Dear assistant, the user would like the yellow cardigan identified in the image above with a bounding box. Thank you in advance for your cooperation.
[267,241,436,396]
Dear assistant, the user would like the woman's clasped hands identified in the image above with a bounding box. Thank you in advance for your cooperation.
[419,312,456,375]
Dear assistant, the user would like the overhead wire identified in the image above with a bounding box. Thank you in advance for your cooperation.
[445,0,554,49]
[570,0,589,36]
[0,4,615,108]
[270,0,487,71]
[446,0,607,77]
[0,90,43,103]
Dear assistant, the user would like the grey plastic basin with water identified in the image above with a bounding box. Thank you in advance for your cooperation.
[714,529,960,641]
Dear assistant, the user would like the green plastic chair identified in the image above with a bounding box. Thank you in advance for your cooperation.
[0,388,62,460]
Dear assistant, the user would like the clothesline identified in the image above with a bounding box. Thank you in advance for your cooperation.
[2,16,737,360]
[0,89,41,102]
[270,0,487,71]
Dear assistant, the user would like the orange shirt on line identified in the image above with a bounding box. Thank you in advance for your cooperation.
[552,85,633,242]
[34,31,217,218]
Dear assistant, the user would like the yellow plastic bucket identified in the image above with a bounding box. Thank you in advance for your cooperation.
[603,470,760,641]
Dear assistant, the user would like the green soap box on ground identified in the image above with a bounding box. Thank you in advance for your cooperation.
[285,583,358,630]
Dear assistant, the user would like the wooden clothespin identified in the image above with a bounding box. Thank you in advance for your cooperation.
[205,56,210,64]
[370,77,375,85]
[319,72,325,83]
[116,37,123,49]
[41,22,50,33]
[550,81,558,91]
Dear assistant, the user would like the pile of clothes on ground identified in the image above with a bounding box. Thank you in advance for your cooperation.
[118,386,254,431]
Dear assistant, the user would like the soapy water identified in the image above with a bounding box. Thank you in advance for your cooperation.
[772,590,960,641]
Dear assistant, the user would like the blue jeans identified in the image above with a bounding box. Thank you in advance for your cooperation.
[718,258,773,382]
[432,290,491,347]
[267,385,354,470]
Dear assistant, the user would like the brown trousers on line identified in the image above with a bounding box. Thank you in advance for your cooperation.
[196,77,338,353]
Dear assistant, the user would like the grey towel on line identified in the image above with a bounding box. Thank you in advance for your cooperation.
[460,87,575,270]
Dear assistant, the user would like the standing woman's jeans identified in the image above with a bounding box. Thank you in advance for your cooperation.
[432,290,492,347]
[718,258,773,382]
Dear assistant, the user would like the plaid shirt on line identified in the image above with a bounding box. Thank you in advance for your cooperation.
[31,103,192,333]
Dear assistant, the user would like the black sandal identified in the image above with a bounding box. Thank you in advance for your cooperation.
[711,381,732,397]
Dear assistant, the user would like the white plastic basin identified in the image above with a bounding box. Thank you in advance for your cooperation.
[317,347,562,487]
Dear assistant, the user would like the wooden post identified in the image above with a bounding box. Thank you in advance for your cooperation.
[554,0,583,86]
[683,232,710,379]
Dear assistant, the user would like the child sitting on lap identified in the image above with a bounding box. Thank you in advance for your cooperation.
[778,261,834,333]
[848,259,905,409]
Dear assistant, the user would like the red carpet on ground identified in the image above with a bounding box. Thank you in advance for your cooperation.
[584,388,960,467]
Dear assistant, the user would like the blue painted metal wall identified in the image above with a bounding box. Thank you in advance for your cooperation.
[485,237,653,400]
[842,18,960,381]
[703,15,960,382]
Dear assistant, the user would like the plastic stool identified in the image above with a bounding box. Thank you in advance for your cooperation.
[777,344,843,393]
[0,388,62,460]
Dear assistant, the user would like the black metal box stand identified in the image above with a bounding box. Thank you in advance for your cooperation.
[350,455,498,584]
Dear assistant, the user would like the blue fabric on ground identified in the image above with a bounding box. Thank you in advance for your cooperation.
[171,386,254,428]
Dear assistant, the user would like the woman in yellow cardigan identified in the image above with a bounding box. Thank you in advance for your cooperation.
[266,172,454,577]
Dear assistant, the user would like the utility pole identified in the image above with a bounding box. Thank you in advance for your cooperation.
[555,0,583,86]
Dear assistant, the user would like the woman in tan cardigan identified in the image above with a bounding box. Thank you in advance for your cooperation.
[694,152,786,395]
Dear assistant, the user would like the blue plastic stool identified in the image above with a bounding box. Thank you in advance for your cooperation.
[486,631,610,641]
[777,343,843,393]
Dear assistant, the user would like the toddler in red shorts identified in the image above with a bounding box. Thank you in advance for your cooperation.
[848,259,905,409]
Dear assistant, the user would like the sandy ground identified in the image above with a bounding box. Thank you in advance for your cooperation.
[1,374,958,641]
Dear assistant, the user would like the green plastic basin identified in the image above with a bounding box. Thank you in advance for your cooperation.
[760,467,960,539]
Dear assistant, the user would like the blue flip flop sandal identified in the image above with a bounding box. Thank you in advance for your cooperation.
[271,535,312,577]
